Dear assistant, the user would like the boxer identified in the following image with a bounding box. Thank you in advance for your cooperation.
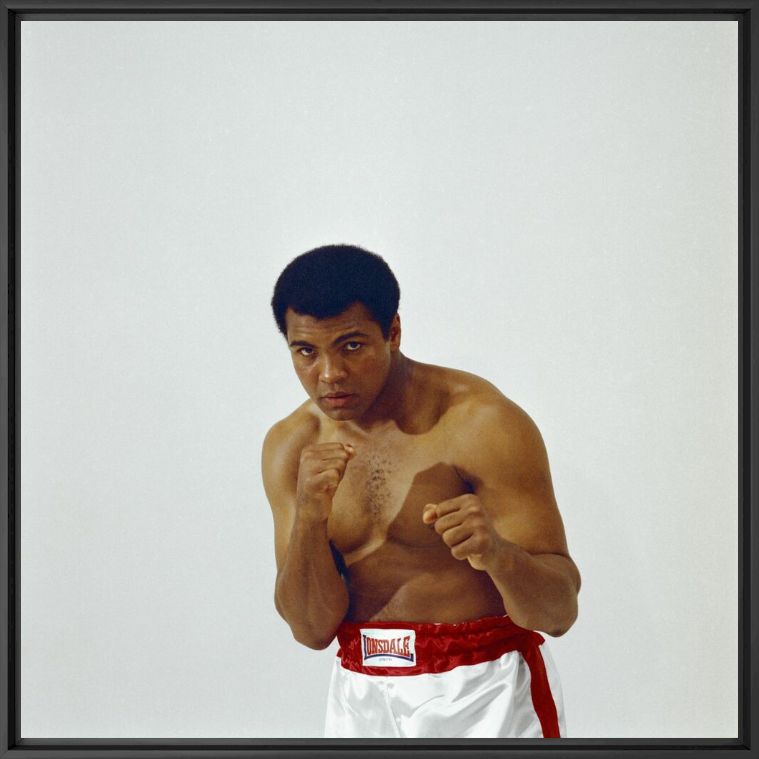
[262,244,580,738]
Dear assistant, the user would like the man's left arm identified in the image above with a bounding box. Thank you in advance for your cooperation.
[423,398,581,636]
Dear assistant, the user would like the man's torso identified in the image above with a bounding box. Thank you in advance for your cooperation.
[288,362,507,623]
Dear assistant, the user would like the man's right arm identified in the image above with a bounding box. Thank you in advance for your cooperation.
[261,421,353,650]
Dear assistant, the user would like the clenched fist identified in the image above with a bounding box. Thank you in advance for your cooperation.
[296,442,356,521]
[423,494,503,571]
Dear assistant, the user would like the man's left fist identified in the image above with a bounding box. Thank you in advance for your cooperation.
[422,494,502,571]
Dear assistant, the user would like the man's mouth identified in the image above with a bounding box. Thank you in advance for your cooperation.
[321,392,356,408]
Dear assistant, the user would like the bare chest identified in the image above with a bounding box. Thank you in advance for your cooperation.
[325,433,470,561]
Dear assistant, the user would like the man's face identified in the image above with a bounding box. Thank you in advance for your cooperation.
[285,302,400,421]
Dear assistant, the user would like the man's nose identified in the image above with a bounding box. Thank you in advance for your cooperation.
[320,355,348,384]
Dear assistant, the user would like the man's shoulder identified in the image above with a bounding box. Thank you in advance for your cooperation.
[421,363,539,446]
[416,364,548,484]
[262,402,321,470]
[418,363,528,423]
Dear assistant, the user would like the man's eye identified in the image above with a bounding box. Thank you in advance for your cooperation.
[297,347,314,357]
[344,342,362,352]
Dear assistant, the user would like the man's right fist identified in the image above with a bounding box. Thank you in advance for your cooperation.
[295,442,356,521]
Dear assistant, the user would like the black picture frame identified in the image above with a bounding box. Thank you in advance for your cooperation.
[1,1,755,758]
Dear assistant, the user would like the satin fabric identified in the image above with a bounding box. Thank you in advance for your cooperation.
[324,616,566,739]
[336,615,545,676]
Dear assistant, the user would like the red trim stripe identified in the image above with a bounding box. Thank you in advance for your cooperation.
[522,644,561,738]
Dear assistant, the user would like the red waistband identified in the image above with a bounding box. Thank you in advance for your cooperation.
[336,615,544,676]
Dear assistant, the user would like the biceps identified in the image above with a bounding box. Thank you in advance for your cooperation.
[482,484,570,557]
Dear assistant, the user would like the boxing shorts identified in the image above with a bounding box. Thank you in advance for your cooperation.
[324,615,565,738]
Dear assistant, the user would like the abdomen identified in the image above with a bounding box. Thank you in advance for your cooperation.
[342,540,506,623]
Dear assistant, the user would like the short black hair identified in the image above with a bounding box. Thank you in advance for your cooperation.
[271,244,401,338]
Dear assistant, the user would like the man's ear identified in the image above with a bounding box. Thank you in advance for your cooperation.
[388,313,401,350]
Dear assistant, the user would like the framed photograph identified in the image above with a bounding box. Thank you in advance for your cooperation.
[2,1,754,758]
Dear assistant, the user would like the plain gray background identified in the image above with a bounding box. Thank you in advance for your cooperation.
[20,20,737,737]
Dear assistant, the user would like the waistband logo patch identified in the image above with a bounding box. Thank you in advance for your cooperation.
[360,628,416,667]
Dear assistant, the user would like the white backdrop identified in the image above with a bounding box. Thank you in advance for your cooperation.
[20,20,737,738]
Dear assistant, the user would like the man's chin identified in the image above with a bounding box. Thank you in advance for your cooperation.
[321,406,361,421]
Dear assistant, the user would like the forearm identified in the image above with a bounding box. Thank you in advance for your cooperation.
[275,516,349,649]
[483,543,579,636]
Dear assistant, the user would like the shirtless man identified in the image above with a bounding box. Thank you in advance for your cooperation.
[262,244,580,739]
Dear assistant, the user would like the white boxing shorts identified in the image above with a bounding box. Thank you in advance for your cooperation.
[324,615,565,739]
